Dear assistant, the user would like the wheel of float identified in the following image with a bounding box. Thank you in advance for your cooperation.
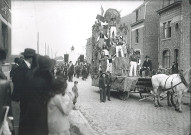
[119,91,129,101]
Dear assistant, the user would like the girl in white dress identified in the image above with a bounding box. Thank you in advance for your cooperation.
[48,78,73,135]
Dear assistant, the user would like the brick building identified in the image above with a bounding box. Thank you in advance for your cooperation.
[86,37,92,64]
[157,0,191,71]
[0,0,11,62]
[121,1,161,70]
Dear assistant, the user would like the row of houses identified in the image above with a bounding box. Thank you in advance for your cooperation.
[121,0,191,71]
[86,0,191,71]
[0,0,11,62]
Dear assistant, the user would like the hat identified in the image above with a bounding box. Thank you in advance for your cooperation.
[0,48,6,61]
[23,48,36,57]
[145,55,150,58]
[38,55,53,71]
[100,72,107,76]
[52,78,67,92]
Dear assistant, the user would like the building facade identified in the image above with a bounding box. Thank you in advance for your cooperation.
[0,0,11,62]
[157,0,191,71]
[121,1,161,70]
[86,37,92,64]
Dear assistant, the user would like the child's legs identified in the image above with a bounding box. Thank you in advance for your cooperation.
[107,86,111,100]
[100,88,103,101]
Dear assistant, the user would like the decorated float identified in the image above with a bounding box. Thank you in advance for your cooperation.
[90,8,153,100]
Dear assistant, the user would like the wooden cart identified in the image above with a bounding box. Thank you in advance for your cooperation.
[91,74,153,101]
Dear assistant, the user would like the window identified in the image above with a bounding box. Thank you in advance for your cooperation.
[2,23,8,49]
[163,21,171,38]
[163,22,167,38]
[135,29,139,43]
[163,50,170,68]
[136,10,139,21]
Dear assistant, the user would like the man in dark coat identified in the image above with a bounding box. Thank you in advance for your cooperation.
[82,65,87,80]
[99,72,107,102]
[22,55,54,135]
[172,62,178,74]
[140,55,152,77]
[68,61,74,82]
[75,65,81,78]
[11,48,36,135]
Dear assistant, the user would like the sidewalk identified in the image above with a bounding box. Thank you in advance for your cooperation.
[69,110,98,135]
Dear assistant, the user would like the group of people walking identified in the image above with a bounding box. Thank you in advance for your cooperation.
[0,48,79,135]
[56,61,91,82]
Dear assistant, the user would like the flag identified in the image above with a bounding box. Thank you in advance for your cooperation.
[101,5,104,16]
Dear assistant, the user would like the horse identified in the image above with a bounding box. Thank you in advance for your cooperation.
[151,68,191,112]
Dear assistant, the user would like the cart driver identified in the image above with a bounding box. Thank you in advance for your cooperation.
[140,55,152,77]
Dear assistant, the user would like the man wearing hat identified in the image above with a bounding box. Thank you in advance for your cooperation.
[140,55,152,77]
[19,55,54,135]
[12,48,36,102]
[11,48,36,135]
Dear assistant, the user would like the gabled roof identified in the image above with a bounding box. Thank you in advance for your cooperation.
[132,1,147,13]
[157,1,182,15]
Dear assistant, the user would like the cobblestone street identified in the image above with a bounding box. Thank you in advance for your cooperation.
[68,77,191,135]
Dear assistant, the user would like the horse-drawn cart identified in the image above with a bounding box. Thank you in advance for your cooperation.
[91,74,153,101]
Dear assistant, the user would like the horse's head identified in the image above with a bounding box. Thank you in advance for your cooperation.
[182,68,191,87]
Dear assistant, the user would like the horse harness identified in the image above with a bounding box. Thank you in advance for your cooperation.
[163,75,184,93]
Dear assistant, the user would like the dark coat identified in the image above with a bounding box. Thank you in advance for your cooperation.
[10,64,19,82]
[99,76,107,89]
[10,61,32,135]
[142,60,152,70]
[11,60,29,102]
[172,63,178,74]
[106,75,112,87]
[68,64,74,75]
[18,70,51,135]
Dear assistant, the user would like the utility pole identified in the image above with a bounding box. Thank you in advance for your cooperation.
[37,32,39,54]
[47,45,49,57]
[45,42,46,55]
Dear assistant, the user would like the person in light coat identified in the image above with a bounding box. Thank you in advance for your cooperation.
[129,51,138,77]
[48,78,73,135]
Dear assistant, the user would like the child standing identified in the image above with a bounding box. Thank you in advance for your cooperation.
[48,78,73,135]
[72,81,79,109]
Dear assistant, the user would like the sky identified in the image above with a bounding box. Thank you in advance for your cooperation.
[12,0,143,62]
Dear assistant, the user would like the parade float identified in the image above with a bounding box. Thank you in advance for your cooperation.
[91,8,153,100]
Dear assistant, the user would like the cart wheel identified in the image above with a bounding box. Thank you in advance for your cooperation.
[119,91,129,101]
